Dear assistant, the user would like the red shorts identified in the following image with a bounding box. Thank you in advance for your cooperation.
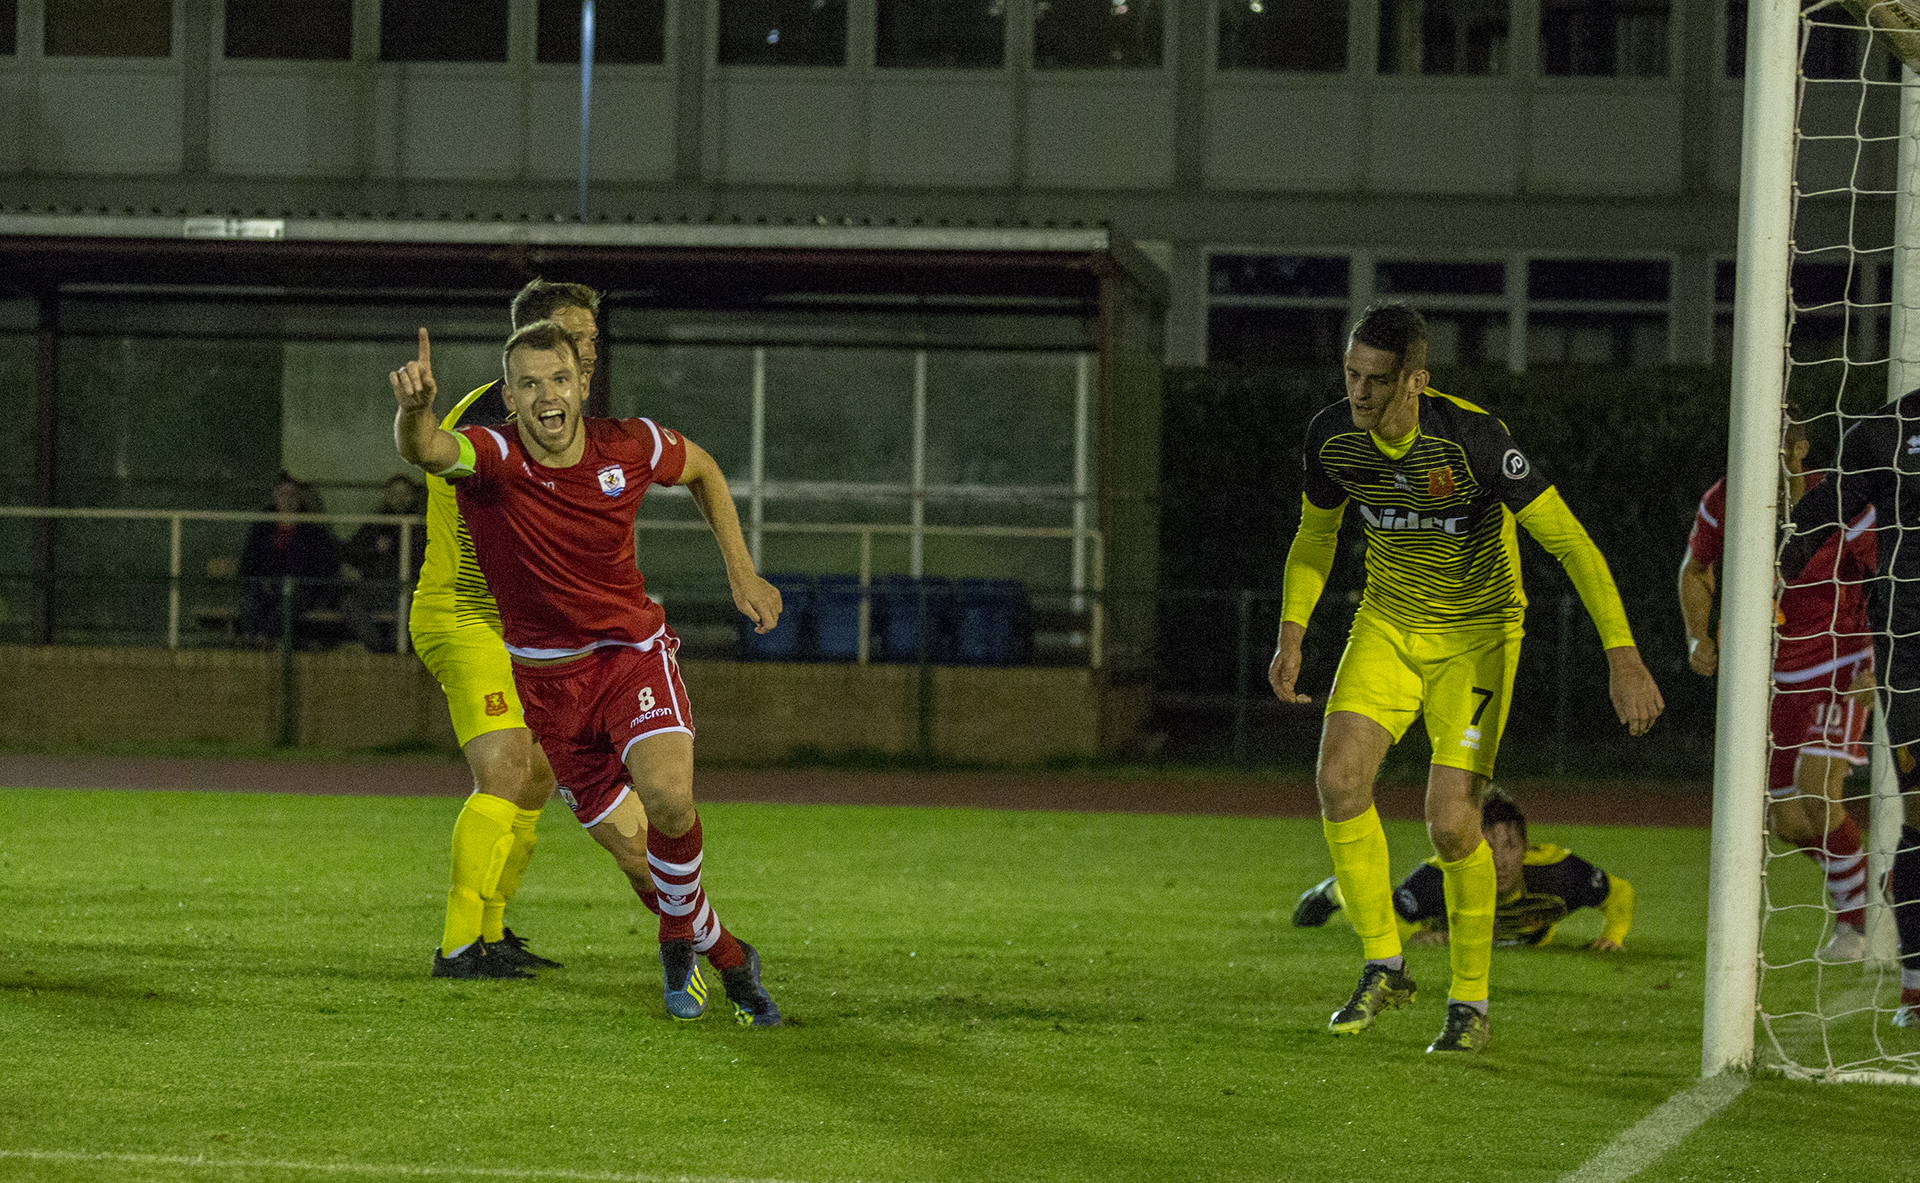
[1768,654,1872,794]
[511,634,694,826]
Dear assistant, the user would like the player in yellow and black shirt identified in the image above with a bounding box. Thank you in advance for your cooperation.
[1293,788,1636,951]
[1268,302,1663,1053]
[415,279,645,980]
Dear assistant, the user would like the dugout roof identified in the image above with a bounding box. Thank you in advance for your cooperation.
[0,213,1166,315]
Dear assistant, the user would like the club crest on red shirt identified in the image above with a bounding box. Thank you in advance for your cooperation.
[596,464,627,496]
[1428,466,1456,499]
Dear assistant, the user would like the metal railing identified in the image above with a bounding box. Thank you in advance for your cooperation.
[0,506,1105,667]
[0,505,419,652]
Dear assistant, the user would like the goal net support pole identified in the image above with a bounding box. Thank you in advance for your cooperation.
[1871,65,1920,970]
[1703,0,1800,1079]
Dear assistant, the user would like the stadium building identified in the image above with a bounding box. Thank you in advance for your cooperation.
[0,0,1886,760]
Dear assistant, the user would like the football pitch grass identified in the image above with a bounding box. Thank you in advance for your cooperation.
[3,786,1919,1183]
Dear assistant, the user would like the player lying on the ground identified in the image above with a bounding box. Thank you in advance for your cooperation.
[1680,414,1876,966]
[394,320,785,1026]
[1291,787,1634,950]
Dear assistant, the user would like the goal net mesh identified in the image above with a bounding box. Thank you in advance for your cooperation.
[1759,0,1920,1084]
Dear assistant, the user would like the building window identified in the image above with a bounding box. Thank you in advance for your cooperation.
[1540,0,1667,77]
[1526,258,1670,367]
[1783,253,1888,369]
[719,0,848,66]
[45,0,171,57]
[1206,254,1350,365]
[1216,0,1348,72]
[877,0,1004,68]
[1375,260,1510,368]
[1377,0,1509,75]
[536,0,665,64]
[1034,0,1164,69]
[611,344,1096,627]
[380,0,508,62]
[224,0,352,61]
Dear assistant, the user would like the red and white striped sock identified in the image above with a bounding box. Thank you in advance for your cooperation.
[646,814,745,969]
[1815,815,1868,930]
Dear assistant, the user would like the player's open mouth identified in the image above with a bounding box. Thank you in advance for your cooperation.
[536,409,566,431]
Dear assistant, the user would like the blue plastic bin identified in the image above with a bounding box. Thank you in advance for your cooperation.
[878,575,954,663]
[953,579,1030,666]
[812,575,867,661]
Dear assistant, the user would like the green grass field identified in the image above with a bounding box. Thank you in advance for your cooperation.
[3,785,1918,1183]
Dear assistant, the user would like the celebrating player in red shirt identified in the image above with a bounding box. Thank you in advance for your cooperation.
[392,320,785,1026]
[1679,417,1877,963]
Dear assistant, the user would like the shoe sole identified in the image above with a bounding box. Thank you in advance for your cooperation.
[1328,985,1414,1035]
[1292,878,1340,927]
[1427,1030,1491,1053]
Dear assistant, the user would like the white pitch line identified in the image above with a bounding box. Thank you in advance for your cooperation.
[0,1149,845,1183]
[1552,1071,1750,1183]
[1555,979,1894,1183]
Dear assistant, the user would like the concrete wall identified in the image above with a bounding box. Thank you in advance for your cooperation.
[0,646,1102,765]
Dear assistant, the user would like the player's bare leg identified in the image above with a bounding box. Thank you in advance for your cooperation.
[1773,752,1867,962]
[585,791,654,896]
[618,732,781,1026]
[1425,764,1493,1053]
[1318,711,1416,1034]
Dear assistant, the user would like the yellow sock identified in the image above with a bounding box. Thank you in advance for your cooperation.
[483,806,543,944]
[440,792,517,957]
[1439,840,1496,1004]
[1324,806,1400,962]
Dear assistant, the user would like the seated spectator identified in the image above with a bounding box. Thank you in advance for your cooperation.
[340,474,426,651]
[238,472,343,647]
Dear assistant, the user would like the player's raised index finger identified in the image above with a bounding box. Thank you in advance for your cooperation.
[417,327,432,368]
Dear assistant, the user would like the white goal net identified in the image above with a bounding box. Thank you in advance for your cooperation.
[1730,0,1920,1085]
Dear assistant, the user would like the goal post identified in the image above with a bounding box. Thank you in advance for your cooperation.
[1702,0,1798,1080]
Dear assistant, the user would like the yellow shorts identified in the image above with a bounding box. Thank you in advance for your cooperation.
[1325,611,1523,778]
[412,622,526,747]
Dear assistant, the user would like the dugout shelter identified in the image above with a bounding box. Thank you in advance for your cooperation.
[0,214,1164,761]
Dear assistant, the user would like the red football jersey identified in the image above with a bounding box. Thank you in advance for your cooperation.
[1688,475,1876,677]
[452,417,688,658]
